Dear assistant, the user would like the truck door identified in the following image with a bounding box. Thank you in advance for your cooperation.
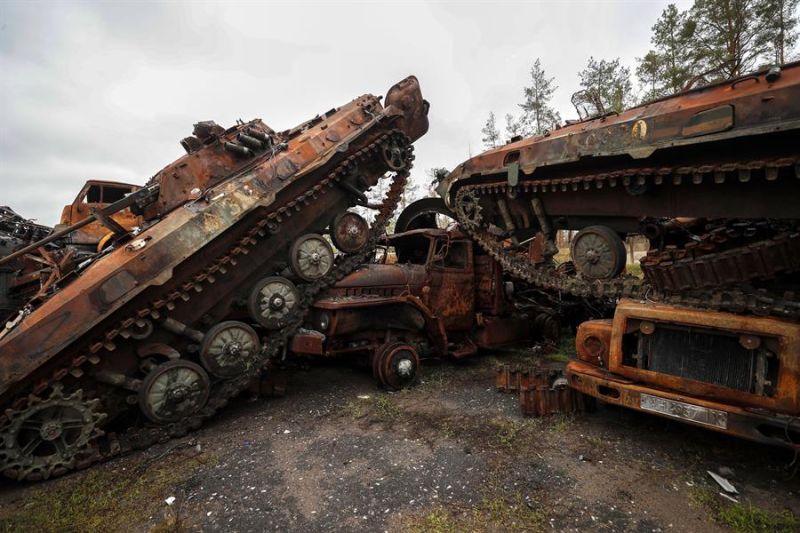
[60,181,140,245]
[428,238,475,331]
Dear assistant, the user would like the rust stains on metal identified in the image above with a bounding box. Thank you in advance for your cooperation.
[496,364,595,417]
[568,299,800,450]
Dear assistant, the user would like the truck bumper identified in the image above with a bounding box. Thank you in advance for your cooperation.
[566,360,800,451]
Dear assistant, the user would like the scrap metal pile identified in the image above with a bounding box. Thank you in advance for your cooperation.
[438,63,800,451]
[1,61,799,483]
[0,77,429,480]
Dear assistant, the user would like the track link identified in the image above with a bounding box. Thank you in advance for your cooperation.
[453,156,800,320]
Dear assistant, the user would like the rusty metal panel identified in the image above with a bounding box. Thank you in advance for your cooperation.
[496,364,595,417]
[608,300,800,414]
[567,359,800,451]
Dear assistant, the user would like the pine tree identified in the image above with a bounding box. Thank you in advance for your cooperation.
[578,57,633,113]
[757,0,799,64]
[636,51,664,101]
[481,112,501,149]
[518,59,561,135]
[690,0,770,79]
[636,4,698,99]
[504,113,524,140]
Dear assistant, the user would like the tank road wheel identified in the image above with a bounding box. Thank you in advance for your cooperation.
[381,136,409,171]
[139,360,210,424]
[248,276,300,330]
[331,212,370,253]
[570,225,626,280]
[0,384,106,480]
[200,321,262,378]
[290,233,334,281]
[375,342,420,391]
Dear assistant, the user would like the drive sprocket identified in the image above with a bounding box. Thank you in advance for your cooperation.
[0,384,106,480]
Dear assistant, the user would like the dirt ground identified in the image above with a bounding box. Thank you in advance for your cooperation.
[1,347,798,533]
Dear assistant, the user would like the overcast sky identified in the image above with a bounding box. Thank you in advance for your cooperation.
[1,0,692,225]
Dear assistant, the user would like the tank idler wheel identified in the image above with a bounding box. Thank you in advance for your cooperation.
[248,276,300,330]
[570,225,626,280]
[200,321,262,378]
[331,212,370,253]
[381,136,408,171]
[139,360,210,424]
[375,342,420,391]
[290,233,334,281]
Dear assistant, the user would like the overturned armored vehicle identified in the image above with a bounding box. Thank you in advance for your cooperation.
[0,77,429,480]
[439,63,800,449]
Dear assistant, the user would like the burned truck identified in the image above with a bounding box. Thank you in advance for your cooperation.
[0,76,429,480]
[437,62,800,448]
[290,220,559,389]
[569,300,800,451]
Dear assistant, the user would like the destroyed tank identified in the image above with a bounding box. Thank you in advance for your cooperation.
[0,76,429,480]
[438,63,800,450]
[437,63,800,319]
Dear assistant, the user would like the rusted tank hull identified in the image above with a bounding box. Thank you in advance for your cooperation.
[438,62,800,319]
[569,300,800,450]
[0,77,429,480]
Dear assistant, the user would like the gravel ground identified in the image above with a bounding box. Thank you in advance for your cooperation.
[1,350,798,532]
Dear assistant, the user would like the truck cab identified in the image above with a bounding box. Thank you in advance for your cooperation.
[290,227,554,389]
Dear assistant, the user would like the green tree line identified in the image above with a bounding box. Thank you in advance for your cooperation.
[481,0,799,149]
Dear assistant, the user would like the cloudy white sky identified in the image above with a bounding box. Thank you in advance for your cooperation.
[1,0,692,225]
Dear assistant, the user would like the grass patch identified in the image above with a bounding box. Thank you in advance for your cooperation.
[375,395,400,421]
[491,417,522,449]
[340,394,400,424]
[689,485,800,533]
[545,331,576,363]
[340,398,369,419]
[0,451,214,533]
[402,494,546,533]
[626,263,643,278]
[548,413,574,433]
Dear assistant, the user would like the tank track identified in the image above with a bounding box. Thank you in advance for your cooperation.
[453,156,800,320]
[0,130,413,480]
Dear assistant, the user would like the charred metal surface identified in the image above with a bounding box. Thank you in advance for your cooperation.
[568,300,800,450]
[0,76,429,480]
[439,62,800,319]
[291,223,544,387]
[496,364,594,417]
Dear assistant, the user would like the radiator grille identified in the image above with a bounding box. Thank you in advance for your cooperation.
[640,325,755,392]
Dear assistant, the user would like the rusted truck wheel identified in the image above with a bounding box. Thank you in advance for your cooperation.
[394,197,455,233]
[374,342,420,390]
[290,234,334,281]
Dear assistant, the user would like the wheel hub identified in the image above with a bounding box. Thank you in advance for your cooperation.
[585,249,600,264]
[39,420,63,441]
[396,358,414,377]
[270,294,285,310]
[224,341,242,356]
[168,386,189,402]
